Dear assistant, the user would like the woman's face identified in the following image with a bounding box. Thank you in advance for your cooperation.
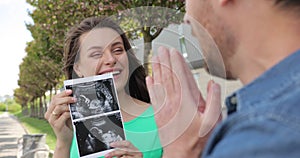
[74,28,129,92]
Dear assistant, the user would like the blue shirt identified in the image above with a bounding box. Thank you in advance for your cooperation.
[202,50,300,158]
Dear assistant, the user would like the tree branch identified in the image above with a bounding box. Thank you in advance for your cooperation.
[151,27,163,40]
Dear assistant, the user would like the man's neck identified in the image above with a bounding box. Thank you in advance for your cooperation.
[234,13,300,85]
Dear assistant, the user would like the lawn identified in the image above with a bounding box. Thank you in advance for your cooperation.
[14,112,56,150]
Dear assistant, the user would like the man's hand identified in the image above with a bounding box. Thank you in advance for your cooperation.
[146,46,222,158]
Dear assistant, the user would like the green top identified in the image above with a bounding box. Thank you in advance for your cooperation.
[70,106,163,158]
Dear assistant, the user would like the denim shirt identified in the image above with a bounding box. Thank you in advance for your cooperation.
[202,50,300,158]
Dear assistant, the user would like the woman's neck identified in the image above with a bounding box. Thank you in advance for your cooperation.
[117,89,150,122]
[117,89,133,107]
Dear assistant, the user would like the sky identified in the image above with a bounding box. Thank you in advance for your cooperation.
[0,0,33,97]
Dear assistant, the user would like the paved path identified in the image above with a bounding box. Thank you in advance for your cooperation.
[0,112,27,158]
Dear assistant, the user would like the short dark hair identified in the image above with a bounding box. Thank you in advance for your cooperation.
[274,0,300,10]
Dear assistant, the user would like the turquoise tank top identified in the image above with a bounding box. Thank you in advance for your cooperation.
[70,106,163,158]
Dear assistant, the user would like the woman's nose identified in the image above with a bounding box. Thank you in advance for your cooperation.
[103,51,117,66]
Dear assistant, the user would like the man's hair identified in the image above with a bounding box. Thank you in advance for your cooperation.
[275,0,300,10]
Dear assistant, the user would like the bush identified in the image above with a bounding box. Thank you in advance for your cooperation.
[1,98,21,113]
[0,103,7,111]
[7,103,22,113]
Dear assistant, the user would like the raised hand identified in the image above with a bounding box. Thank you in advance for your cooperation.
[146,46,222,158]
[44,90,76,157]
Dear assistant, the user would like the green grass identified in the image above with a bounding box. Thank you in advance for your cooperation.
[14,112,56,150]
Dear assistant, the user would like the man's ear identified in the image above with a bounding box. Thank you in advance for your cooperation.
[73,63,83,77]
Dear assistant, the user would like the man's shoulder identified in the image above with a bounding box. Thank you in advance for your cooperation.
[202,109,300,158]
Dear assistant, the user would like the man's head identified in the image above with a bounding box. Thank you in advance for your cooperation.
[184,0,300,82]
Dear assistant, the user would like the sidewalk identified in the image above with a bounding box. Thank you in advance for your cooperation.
[0,112,27,158]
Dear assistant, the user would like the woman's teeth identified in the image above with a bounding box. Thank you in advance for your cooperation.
[112,71,120,75]
[99,70,120,76]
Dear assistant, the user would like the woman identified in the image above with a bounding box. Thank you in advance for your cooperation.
[44,17,163,158]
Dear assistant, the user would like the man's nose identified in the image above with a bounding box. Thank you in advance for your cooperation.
[183,14,191,25]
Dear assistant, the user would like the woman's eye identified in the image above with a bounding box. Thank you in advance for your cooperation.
[90,51,103,58]
[113,48,124,54]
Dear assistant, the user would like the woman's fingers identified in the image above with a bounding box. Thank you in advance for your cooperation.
[45,90,74,119]
[45,99,73,120]
[44,89,76,140]
[49,111,71,129]
[48,111,73,143]
[105,141,142,158]
[110,141,136,149]
[48,104,70,123]
[105,149,126,158]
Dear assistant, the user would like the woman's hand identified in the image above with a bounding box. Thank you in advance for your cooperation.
[105,141,143,158]
[44,89,76,155]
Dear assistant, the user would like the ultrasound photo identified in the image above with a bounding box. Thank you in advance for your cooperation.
[74,113,124,157]
[64,74,125,158]
[65,76,119,120]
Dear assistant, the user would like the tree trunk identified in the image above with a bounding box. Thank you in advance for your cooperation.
[33,100,36,118]
[39,96,43,119]
[43,94,47,116]
[143,30,153,75]
[142,27,163,75]
[24,103,28,116]
[34,99,38,118]
[50,88,53,102]
[30,101,34,117]
[22,105,26,116]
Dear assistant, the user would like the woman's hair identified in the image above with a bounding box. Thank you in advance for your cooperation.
[63,17,150,103]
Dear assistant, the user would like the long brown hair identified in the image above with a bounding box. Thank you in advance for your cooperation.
[63,17,150,103]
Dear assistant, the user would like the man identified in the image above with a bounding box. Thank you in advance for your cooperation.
[146,0,300,157]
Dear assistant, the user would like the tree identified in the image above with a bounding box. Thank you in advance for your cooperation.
[16,0,186,117]
[99,0,186,74]
[26,0,185,73]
